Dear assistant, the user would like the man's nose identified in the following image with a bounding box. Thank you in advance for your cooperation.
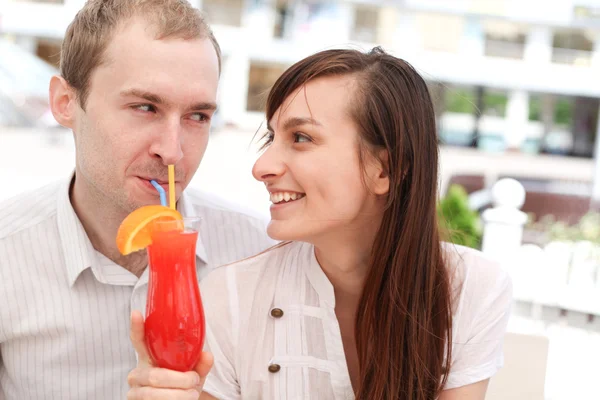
[148,119,184,165]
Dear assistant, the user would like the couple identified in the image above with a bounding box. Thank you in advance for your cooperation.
[0,1,512,399]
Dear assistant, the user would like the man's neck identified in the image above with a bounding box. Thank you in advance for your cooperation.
[69,174,148,277]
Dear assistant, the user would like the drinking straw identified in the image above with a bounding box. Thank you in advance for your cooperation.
[168,165,176,210]
[150,180,167,207]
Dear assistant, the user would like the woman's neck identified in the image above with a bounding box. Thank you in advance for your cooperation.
[311,208,384,308]
[313,235,373,309]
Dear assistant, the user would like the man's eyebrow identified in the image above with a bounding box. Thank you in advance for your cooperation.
[120,89,217,112]
[120,89,165,105]
[186,102,218,112]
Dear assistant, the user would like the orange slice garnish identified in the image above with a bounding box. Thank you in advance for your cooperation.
[116,205,183,255]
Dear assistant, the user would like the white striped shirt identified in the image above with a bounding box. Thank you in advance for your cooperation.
[201,241,513,399]
[0,174,276,400]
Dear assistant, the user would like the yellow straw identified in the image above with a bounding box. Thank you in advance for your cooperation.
[168,165,176,210]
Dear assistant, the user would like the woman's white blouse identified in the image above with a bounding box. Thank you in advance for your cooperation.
[201,241,513,399]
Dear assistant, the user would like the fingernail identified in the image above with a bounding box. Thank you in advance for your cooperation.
[195,374,201,386]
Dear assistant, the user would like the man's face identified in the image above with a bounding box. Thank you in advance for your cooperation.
[71,18,219,214]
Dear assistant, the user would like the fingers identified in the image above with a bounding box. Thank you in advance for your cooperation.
[126,386,200,400]
[127,366,201,390]
[127,315,213,399]
[194,352,214,378]
[130,310,151,364]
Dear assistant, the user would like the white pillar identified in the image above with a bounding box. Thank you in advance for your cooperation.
[590,104,600,207]
[541,93,555,136]
[14,36,36,54]
[64,0,87,7]
[302,3,351,46]
[524,25,553,63]
[459,16,484,56]
[376,6,397,47]
[242,0,276,42]
[481,178,528,263]
[504,90,530,150]
[288,1,308,42]
[217,51,250,128]
[591,32,600,68]
[189,0,203,9]
[392,11,419,58]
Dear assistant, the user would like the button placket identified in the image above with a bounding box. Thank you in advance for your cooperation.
[269,306,284,375]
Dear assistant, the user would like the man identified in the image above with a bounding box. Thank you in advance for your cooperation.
[0,1,274,399]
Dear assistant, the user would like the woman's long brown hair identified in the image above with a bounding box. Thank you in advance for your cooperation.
[265,47,452,399]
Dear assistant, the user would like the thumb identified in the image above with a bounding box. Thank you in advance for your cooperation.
[195,351,214,379]
[130,310,152,365]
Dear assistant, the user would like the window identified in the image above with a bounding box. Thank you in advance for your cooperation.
[202,0,244,27]
[552,29,594,66]
[483,20,526,60]
[36,38,61,68]
[273,0,293,39]
[351,6,378,43]
[483,89,507,117]
[246,62,288,112]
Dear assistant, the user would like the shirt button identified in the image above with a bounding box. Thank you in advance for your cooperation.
[270,308,284,318]
[268,363,281,373]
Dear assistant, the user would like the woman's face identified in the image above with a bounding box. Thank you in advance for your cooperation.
[252,75,389,243]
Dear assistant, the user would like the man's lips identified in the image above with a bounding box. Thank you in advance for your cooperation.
[137,177,176,193]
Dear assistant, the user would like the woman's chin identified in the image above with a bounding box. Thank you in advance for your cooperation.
[267,220,303,242]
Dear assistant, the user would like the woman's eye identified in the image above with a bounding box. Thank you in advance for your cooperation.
[294,133,311,143]
[263,132,274,144]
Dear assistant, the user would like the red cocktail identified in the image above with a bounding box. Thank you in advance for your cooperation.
[144,218,205,372]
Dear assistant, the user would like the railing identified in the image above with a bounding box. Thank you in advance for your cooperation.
[479,178,600,317]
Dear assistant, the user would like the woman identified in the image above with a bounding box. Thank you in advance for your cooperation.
[127,47,512,400]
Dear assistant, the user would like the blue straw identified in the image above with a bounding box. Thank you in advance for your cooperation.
[150,180,167,207]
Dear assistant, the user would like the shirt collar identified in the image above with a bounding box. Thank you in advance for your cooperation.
[302,242,336,308]
[57,172,210,286]
[56,173,96,287]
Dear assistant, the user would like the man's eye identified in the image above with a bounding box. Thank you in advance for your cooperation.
[134,104,156,112]
[190,113,209,122]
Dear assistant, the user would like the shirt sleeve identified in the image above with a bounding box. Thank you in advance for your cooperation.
[200,267,241,400]
[444,251,514,390]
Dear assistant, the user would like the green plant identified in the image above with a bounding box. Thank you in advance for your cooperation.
[483,91,508,117]
[528,212,600,244]
[437,184,482,249]
[529,95,541,121]
[445,88,476,114]
[554,97,573,127]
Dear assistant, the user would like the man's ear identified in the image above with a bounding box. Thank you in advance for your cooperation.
[48,75,78,129]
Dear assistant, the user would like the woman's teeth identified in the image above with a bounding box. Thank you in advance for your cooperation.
[270,192,306,204]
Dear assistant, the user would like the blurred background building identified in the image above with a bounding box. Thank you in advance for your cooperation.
[2,1,600,399]
[3,0,600,157]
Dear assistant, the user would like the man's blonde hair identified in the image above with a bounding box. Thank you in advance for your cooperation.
[60,0,221,109]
